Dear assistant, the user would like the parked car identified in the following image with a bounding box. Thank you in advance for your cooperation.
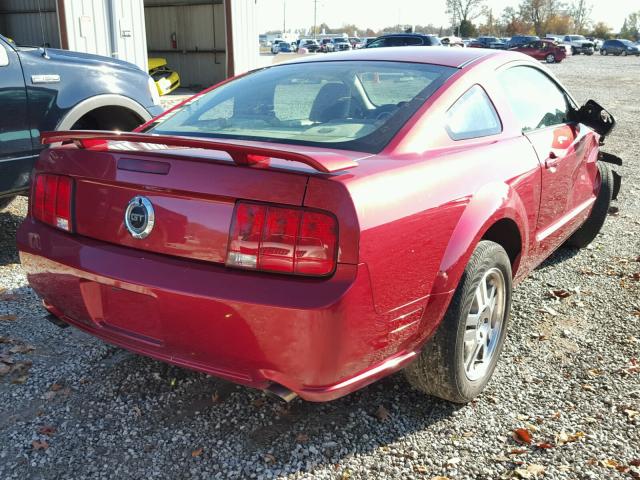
[0,34,162,212]
[349,37,363,49]
[298,39,320,53]
[440,36,465,47]
[270,39,286,54]
[506,35,539,48]
[363,37,377,47]
[561,35,594,55]
[600,39,640,56]
[468,36,507,49]
[509,39,567,63]
[332,37,351,51]
[274,42,293,54]
[586,37,602,51]
[148,57,181,96]
[20,48,621,404]
[319,38,335,53]
[366,34,441,48]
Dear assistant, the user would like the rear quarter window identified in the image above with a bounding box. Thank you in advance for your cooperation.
[445,85,502,141]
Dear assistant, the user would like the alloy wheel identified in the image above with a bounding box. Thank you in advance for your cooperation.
[463,268,506,381]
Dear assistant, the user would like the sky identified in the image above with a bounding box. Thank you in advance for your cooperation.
[258,0,637,34]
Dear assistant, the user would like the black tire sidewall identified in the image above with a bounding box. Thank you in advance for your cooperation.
[0,196,16,211]
[449,242,513,401]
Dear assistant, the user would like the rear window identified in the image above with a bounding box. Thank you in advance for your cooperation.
[149,61,456,154]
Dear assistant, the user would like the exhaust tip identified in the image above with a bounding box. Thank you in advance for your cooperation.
[265,383,298,403]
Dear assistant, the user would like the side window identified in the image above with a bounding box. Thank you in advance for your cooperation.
[0,44,8,67]
[367,39,386,48]
[498,66,570,132]
[445,85,502,141]
[403,37,423,46]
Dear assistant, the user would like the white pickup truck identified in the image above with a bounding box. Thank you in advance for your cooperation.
[561,35,595,55]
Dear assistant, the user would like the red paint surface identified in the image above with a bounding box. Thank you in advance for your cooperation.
[18,49,601,401]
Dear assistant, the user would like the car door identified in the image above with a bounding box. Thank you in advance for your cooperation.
[497,65,599,258]
[0,38,35,196]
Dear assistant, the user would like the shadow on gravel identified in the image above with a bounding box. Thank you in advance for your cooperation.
[536,246,580,270]
[0,209,22,266]
[49,351,460,476]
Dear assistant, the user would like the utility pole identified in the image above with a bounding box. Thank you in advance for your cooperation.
[283,0,286,34]
[313,0,318,38]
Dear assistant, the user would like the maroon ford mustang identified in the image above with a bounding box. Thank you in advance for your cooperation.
[17,47,621,403]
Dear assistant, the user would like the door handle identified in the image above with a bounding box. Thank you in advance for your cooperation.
[545,152,559,169]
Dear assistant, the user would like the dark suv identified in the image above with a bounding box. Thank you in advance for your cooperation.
[366,34,441,48]
[0,35,163,211]
[507,35,539,48]
[600,39,640,56]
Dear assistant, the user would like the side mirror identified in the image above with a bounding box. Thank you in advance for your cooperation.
[571,99,616,138]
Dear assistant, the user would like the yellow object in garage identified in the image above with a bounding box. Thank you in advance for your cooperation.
[148,57,181,96]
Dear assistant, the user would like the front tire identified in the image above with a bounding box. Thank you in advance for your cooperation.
[601,49,607,55]
[565,162,614,249]
[622,50,628,56]
[405,241,512,403]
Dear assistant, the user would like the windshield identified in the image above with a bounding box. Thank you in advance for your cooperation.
[570,36,586,41]
[620,39,633,45]
[149,61,456,154]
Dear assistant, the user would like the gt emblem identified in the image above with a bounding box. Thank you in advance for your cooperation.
[124,196,155,239]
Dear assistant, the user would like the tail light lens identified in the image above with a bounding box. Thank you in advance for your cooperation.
[32,174,74,232]
[227,202,337,276]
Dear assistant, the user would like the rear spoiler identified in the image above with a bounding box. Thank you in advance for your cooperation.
[41,130,358,174]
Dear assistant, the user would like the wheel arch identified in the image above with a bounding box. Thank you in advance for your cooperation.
[431,182,529,296]
[56,94,152,131]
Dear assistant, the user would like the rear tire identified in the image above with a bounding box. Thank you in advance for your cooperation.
[622,50,628,57]
[545,53,556,63]
[564,162,614,249]
[404,241,512,403]
[0,196,16,211]
[601,49,607,55]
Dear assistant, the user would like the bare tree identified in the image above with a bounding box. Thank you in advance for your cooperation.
[570,0,592,33]
[446,0,487,24]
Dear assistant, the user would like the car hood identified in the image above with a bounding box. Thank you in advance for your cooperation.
[32,48,143,72]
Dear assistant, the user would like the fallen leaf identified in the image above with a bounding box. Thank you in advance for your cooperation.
[375,405,390,422]
[631,459,640,467]
[623,409,639,420]
[514,464,545,479]
[31,440,49,450]
[11,375,29,384]
[0,314,17,321]
[191,448,203,457]
[582,384,596,392]
[211,391,221,403]
[556,431,585,446]
[37,425,56,436]
[50,383,64,391]
[0,336,11,344]
[264,453,276,464]
[510,448,528,455]
[632,273,640,281]
[0,293,18,302]
[445,457,460,467]
[513,428,533,444]
[0,364,10,376]
[9,344,35,354]
[600,459,620,468]
[535,442,554,449]
[413,465,428,474]
[340,469,352,480]
[252,397,266,408]
[429,476,450,480]
[608,206,620,216]
[549,289,572,299]
[295,433,309,443]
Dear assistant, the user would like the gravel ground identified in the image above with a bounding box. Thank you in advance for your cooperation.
[1,55,639,480]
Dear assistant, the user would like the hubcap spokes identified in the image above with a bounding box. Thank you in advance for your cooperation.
[463,268,506,381]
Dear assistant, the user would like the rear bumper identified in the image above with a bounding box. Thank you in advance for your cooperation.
[17,219,447,401]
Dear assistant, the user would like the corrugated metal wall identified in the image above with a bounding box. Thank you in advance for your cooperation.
[0,0,61,48]
[62,0,147,71]
[227,0,259,77]
[144,0,226,89]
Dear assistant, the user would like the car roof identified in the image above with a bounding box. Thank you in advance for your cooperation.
[279,46,511,69]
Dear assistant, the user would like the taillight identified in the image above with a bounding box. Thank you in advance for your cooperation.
[32,174,74,232]
[227,202,337,276]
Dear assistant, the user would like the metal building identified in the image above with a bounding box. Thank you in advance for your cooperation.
[0,0,259,88]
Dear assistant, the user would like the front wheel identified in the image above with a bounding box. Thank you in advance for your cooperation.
[545,53,556,63]
[565,162,614,248]
[404,241,512,403]
[622,50,628,57]
[601,49,607,55]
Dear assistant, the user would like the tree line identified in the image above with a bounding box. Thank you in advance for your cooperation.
[285,1,640,40]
